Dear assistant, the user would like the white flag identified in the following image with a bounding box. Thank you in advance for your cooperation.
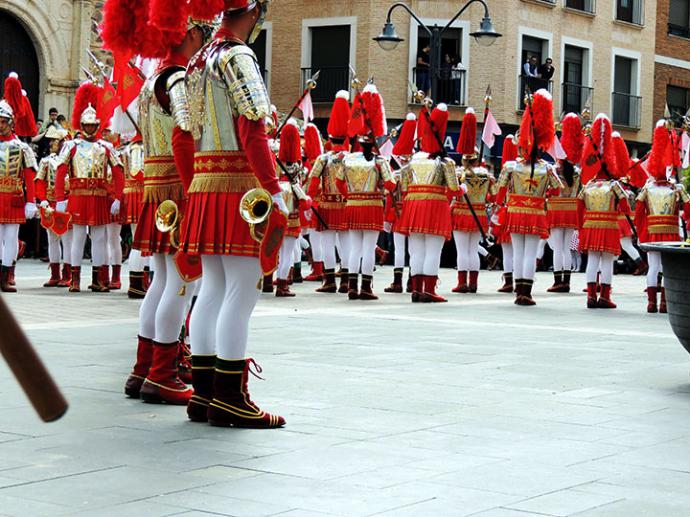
[298,91,314,122]
[481,110,502,149]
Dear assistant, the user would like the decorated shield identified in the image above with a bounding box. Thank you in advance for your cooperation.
[39,207,55,231]
[260,209,288,275]
[174,251,202,283]
[51,211,72,236]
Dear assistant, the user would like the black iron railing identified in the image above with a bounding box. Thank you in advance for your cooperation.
[612,92,642,129]
[518,75,553,110]
[301,67,352,103]
[561,83,593,114]
[411,67,466,106]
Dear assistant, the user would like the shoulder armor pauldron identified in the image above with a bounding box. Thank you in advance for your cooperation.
[166,70,192,132]
[218,45,270,121]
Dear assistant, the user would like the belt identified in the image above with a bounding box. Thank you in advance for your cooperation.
[189,151,259,194]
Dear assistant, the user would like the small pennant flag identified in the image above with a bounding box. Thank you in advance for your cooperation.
[379,137,394,159]
[481,110,502,149]
[547,136,567,161]
[298,91,314,122]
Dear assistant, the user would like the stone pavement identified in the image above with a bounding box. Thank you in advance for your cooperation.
[1,260,690,517]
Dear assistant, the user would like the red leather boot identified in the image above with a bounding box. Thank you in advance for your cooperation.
[468,271,479,293]
[384,268,404,293]
[452,271,468,293]
[275,278,295,297]
[410,275,423,303]
[207,358,285,429]
[69,266,81,293]
[498,272,513,293]
[646,286,658,313]
[304,261,324,282]
[586,282,598,309]
[58,263,71,287]
[597,284,617,309]
[423,275,447,303]
[124,336,154,398]
[110,265,122,290]
[359,274,378,300]
[140,341,194,405]
[315,269,337,293]
[347,273,359,300]
[44,263,61,287]
[338,269,349,294]
[659,287,667,314]
[0,266,16,293]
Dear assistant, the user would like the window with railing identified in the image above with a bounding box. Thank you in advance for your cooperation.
[562,83,593,114]
[412,26,465,105]
[410,67,467,106]
[612,93,642,128]
[518,75,553,110]
[669,0,690,37]
[616,0,644,25]
[667,85,690,122]
[305,25,351,102]
[301,67,352,103]
[565,0,596,14]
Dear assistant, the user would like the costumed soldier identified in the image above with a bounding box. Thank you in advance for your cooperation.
[493,135,518,293]
[0,93,38,293]
[302,123,325,283]
[578,115,632,309]
[181,0,287,428]
[335,83,396,301]
[55,82,124,294]
[396,103,460,302]
[546,113,582,293]
[495,89,562,306]
[452,108,495,294]
[36,126,73,288]
[101,0,209,404]
[635,120,690,313]
[384,113,416,294]
[307,91,351,294]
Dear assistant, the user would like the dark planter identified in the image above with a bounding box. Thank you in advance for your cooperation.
[642,242,690,354]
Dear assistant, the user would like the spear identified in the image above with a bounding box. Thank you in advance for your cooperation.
[477,85,492,162]
[275,70,320,139]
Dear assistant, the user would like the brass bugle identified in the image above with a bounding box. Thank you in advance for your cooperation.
[239,188,273,242]
[155,200,180,249]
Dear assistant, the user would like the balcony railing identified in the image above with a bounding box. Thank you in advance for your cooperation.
[565,0,595,14]
[668,23,690,39]
[612,92,642,129]
[518,75,553,110]
[411,67,467,106]
[562,83,593,115]
[301,67,352,103]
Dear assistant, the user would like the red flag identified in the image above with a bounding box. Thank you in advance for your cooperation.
[115,58,145,110]
[628,159,649,189]
[99,77,119,125]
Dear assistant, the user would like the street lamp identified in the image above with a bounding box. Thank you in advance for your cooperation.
[374,0,502,100]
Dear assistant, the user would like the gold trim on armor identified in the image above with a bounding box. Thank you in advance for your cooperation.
[0,176,22,194]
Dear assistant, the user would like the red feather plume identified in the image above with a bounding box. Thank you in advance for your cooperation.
[328,92,351,139]
[15,94,37,137]
[3,75,25,119]
[457,108,477,155]
[422,105,448,155]
[149,0,190,33]
[501,135,518,166]
[72,82,102,130]
[362,87,386,138]
[417,106,429,145]
[347,92,363,138]
[560,113,583,165]
[611,133,630,180]
[531,90,555,152]
[392,115,417,156]
[647,122,671,180]
[303,123,323,161]
[101,0,140,58]
[518,107,533,158]
[591,115,616,177]
[190,0,226,20]
[278,121,302,164]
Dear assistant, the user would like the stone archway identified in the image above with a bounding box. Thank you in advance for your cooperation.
[0,10,40,115]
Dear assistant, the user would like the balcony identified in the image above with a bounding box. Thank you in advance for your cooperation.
[564,0,595,14]
[301,67,352,103]
[612,92,642,129]
[561,83,593,115]
[411,67,467,107]
[668,23,690,39]
[518,75,553,110]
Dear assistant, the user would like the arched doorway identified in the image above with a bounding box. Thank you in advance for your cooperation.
[0,10,39,117]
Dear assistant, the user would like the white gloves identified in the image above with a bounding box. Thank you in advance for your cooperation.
[110,199,121,216]
[271,193,289,216]
[56,201,68,213]
[24,202,37,220]
[39,200,50,209]
[458,184,469,196]
[384,222,393,233]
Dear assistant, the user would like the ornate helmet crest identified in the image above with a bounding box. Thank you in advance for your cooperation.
[81,104,100,127]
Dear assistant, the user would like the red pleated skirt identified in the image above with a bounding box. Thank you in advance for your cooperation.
[396,186,451,239]
[0,192,25,224]
[316,203,347,232]
[617,215,633,238]
[123,187,144,225]
[133,198,186,255]
[548,198,579,229]
[452,204,488,233]
[579,211,620,255]
[69,195,111,226]
[345,193,385,232]
[504,194,549,238]
[641,214,681,243]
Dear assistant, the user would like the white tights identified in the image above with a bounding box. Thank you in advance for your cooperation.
[537,238,547,260]
[107,223,122,265]
[47,231,62,263]
[453,231,481,272]
[0,224,19,265]
[408,233,445,276]
[310,231,323,262]
[586,252,614,284]
[320,231,338,269]
[71,225,106,266]
[620,237,641,262]
[190,255,261,359]
[347,230,378,275]
[501,243,513,273]
[511,233,541,280]
[548,228,574,272]
[278,236,297,280]
[393,232,406,268]
[646,251,663,288]
[336,232,351,267]
[138,253,195,343]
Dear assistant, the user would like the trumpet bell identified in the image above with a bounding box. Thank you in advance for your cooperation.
[156,200,179,234]
[240,188,273,243]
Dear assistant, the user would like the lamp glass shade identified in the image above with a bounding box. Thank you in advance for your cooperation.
[373,22,404,51]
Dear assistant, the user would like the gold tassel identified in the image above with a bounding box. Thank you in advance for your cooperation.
[178,284,187,297]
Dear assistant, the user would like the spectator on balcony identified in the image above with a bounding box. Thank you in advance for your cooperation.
[538,58,555,91]
[523,56,540,94]
[416,45,431,96]
[451,55,466,106]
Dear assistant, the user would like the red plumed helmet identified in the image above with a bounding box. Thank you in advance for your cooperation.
[392,113,417,156]
[72,82,102,130]
[3,73,25,120]
[518,106,533,158]
[190,0,226,20]
[101,0,140,58]
[531,89,555,153]
[647,120,671,180]
[361,84,387,138]
[591,114,616,176]
[278,119,302,164]
[328,90,351,140]
[611,132,630,180]
[149,0,190,37]
[303,123,324,161]
[15,91,37,137]
[502,135,519,166]
[457,107,477,156]
[422,103,448,155]
[560,113,583,165]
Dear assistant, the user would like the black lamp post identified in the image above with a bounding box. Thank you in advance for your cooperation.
[374,1,501,102]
